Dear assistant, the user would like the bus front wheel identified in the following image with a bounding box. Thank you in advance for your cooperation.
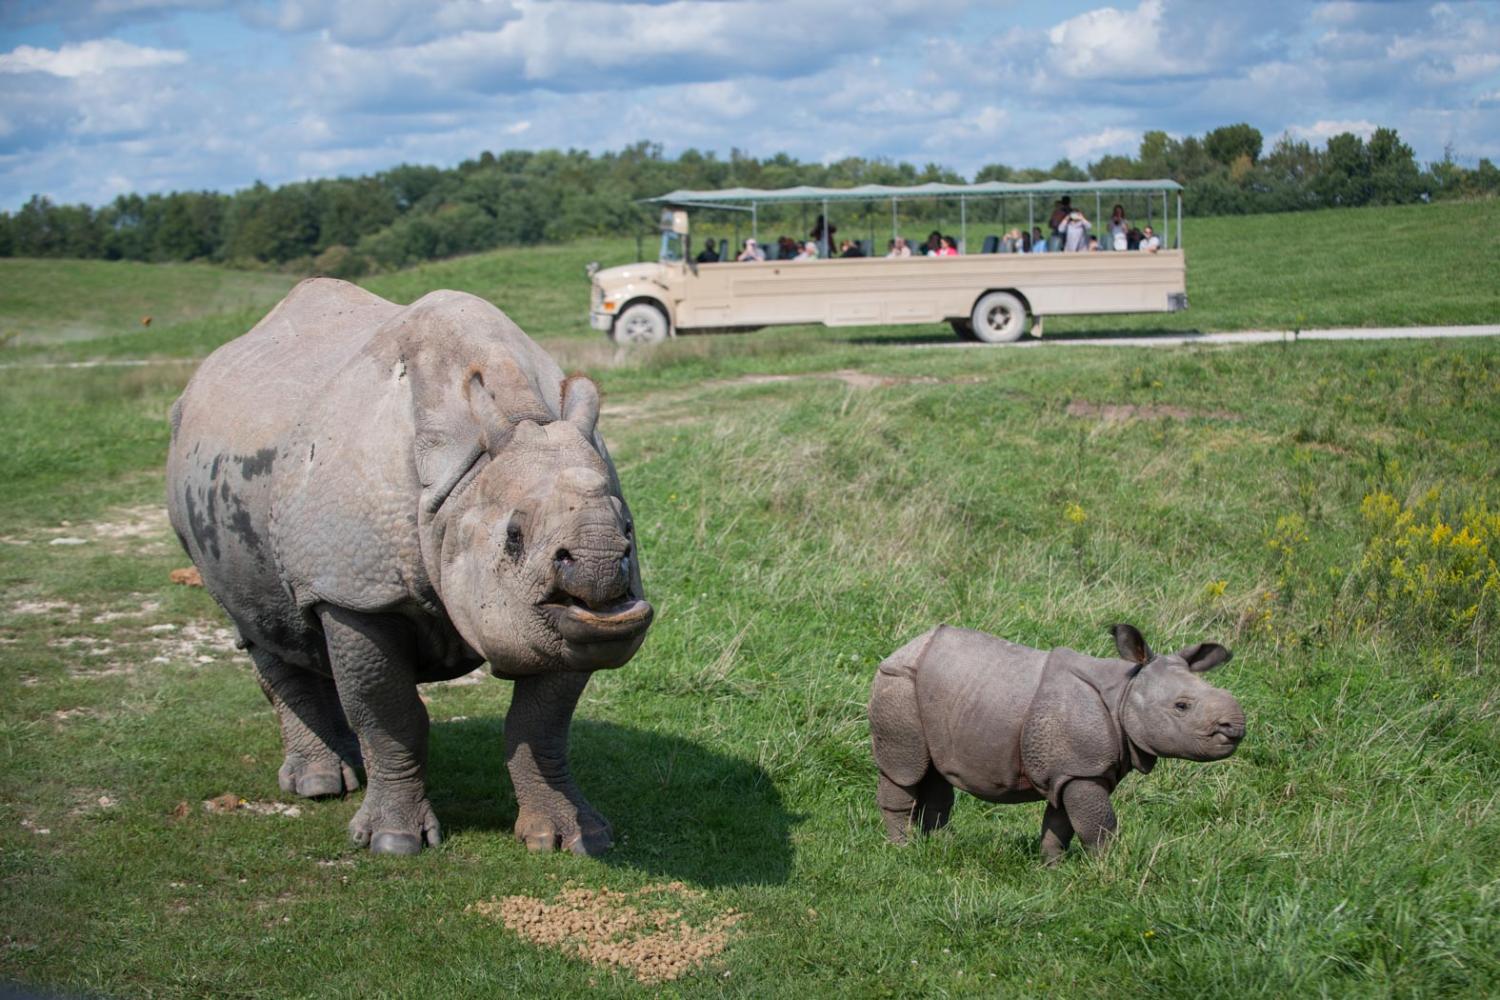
[612,303,670,345]
[970,291,1029,343]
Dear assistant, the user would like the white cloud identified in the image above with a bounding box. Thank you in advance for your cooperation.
[1044,0,1187,79]
[0,39,188,77]
[1064,126,1141,162]
[1286,118,1377,142]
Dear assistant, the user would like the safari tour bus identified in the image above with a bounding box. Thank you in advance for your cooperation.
[588,179,1186,345]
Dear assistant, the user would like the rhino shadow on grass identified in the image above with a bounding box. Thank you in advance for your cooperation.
[428,718,798,887]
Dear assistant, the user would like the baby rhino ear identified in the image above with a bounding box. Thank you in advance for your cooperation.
[1177,642,1232,672]
[1109,623,1152,665]
[560,375,600,439]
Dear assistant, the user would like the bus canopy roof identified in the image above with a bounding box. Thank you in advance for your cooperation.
[648,178,1182,208]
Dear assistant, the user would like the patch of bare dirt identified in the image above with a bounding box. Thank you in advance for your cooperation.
[469,882,743,985]
[708,369,981,391]
[433,667,486,687]
[90,505,171,549]
[202,794,302,818]
[10,600,82,618]
[1066,400,1239,423]
[46,616,237,676]
[92,598,162,624]
[144,621,239,665]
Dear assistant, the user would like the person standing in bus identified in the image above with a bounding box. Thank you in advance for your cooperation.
[1108,204,1129,251]
[1063,208,1091,252]
[1049,196,1071,243]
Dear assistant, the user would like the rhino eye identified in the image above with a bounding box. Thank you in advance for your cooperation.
[1174,700,1191,712]
[504,524,524,560]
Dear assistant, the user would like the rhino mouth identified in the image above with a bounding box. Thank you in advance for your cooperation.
[540,592,653,644]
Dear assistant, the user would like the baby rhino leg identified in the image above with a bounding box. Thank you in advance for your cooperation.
[870,662,951,843]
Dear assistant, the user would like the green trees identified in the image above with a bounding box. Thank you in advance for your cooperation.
[0,124,1492,268]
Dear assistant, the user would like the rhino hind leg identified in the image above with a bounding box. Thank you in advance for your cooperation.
[870,660,952,843]
[877,767,955,843]
[250,645,362,798]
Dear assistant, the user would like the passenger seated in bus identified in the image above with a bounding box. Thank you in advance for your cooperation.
[794,241,819,261]
[924,231,943,255]
[935,235,959,257]
[1088,236,1101,252]
[1019,230,1033,253]
[839,238,865,258]
[777,235,798,260]
[1108,204,1129,250]
[885,237,912,258]
[736,238,765,262]
[1063,209,1091,252]
[696,238,720,263]
[1140,226,1161,253]
[1125,226,1142,250]
[1030,226,1049,252]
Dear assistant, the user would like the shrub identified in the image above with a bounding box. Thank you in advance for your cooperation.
[1343,488,1500,658]
[312,244,369,280]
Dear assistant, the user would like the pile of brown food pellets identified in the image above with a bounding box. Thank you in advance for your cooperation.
[467,882,743,984]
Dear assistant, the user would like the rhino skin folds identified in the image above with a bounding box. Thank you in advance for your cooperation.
[166,278,652,856]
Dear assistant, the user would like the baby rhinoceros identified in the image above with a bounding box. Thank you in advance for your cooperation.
[868,623,1244,863]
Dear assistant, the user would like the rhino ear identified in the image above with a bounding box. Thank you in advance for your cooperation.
[1178,643,1232,672]
[560,375,600,439]
[410,360,516,513]
[1109,623,1152,665]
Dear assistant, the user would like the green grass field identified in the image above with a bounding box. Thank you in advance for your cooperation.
[2,201,1498,997]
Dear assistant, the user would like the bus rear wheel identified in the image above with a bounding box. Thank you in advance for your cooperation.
[612,303,670,345]
[970,291,1029,343]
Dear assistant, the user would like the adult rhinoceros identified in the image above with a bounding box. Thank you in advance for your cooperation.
[166,278,652,855]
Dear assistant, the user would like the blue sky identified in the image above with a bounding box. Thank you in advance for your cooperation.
[2,1,1497,210]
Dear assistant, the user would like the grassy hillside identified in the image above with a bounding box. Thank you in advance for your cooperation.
[2,200,1496,365]
[0,258,296,347]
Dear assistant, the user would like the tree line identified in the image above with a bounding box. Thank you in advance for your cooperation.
[1,124,1495,275]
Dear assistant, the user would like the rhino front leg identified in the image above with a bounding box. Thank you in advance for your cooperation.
[1039,802,1074,865]
[249,646,361,799]
[1060,778,1117,855]
[319,606,440,856]
[506,671,612,856]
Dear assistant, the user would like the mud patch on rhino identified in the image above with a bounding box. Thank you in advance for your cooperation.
[1066,400,1239,423]
[468,882,743,985]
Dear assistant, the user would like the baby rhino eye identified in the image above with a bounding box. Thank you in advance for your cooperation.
[1174,700,1190,712]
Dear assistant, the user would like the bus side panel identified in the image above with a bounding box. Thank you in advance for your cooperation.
[675,253,1187,330]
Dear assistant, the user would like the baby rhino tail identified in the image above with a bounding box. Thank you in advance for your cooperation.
[869,628,951,843]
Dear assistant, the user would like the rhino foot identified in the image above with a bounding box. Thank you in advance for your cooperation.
[278,755,361,799]
[515,803,612,856]
[350,793,441,855]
